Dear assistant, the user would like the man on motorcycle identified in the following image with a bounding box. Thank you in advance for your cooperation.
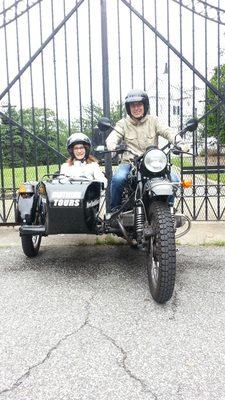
[106,89,189,210]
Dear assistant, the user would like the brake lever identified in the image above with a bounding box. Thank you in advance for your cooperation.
[172,146,195,156]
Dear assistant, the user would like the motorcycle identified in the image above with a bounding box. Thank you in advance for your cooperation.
[96,116,198,303]
[16,117,198,304]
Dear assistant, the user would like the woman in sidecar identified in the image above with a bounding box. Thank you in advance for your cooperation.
[60,132,107,187]
[60,132,107,221]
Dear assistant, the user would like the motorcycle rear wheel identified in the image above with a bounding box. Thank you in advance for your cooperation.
[147,201,176,304]
[21,235,42,257]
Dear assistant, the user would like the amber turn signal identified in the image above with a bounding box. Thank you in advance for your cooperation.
[181,179,192,188]
[18,184,26,193]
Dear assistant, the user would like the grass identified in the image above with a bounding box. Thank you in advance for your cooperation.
[95,235,126,245]
[171,156,192,168]
[171,155,225,183]
[1,164,59,188]
[208,174,225,183]
[201,241,225,247]
[1,156,225,188]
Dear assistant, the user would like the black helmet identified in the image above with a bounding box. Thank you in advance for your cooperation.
[125,89,149,118]
[67,132,91,158]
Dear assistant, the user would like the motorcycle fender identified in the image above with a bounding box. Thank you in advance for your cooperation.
[17,194,35,221]
[147,181,173,197]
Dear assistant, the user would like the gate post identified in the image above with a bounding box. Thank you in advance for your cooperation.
[100,0,112,213]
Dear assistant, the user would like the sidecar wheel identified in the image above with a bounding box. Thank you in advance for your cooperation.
[147,201,176,304]
[21,235,42,257]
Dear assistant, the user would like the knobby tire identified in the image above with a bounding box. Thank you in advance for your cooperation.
[147,201,176,304]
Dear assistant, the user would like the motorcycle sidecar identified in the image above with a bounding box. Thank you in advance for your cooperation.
[17,176,103,257]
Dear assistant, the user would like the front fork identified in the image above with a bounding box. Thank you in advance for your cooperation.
[134,174,153,249]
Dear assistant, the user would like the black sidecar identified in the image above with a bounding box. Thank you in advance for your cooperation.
[17,175,103,257]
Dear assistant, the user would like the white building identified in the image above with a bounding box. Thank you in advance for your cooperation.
[147,64,205,147]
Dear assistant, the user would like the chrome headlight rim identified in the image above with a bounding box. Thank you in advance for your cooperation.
[143,149,167,174]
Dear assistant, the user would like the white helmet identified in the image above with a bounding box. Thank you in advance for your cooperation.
[67,132,91,158]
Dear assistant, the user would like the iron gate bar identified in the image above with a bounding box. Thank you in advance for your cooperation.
[0,0,85,102]
[154,0,159,116]
[0,0,23,15]
[190,0,197,217]
[50,0,59,173]
[129,0,134,88]
[171,0,225,25]
[0,128,6,222]
[197,0,225,13]
[216,1,221,218]
[0,112,66,159]
[142,0,146,90]
[76,0,83,132]
[120,0,225,106]
[101,0,111,213]
[204,1,209,220]
[15,2,27,182]
[88,0,94,132]
[166,0,171,127]
[116,0,123,117]
[3,1,17,219]
[179,1,184,127]
[0,0,43,30]
[63,0,71,137]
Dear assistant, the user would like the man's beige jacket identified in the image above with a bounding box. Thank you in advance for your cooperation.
[106,115,181,163]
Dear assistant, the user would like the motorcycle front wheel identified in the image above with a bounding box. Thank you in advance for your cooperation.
[21,234,42,257]
[147,201,176,304]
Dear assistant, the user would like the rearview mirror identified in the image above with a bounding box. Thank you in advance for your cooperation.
[186,118,198,132]
[97,117,112,132]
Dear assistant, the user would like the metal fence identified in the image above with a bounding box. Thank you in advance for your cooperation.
[0,0,225,224]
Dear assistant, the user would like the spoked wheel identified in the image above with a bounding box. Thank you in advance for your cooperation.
[21,234,42,257]
[147,201,176,304]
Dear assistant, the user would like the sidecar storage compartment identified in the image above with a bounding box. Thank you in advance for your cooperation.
[43,180,101,234]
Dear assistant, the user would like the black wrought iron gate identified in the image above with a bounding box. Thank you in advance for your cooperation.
[0,0,225,224]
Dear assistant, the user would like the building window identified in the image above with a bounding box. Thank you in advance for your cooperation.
[173,105,180,115]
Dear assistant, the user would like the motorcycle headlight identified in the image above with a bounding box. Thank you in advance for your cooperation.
[143,149,167,173]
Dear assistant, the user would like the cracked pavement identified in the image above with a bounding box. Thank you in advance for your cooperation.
[0,240,225,399]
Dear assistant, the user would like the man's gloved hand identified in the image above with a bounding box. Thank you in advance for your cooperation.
[175,141,190,153]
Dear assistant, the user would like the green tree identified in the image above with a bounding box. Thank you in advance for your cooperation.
[0,107,68,167]
[71,101,124,143]
[205,64,225,144]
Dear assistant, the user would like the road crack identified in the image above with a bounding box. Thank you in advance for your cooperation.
[0,297,93,396]
[89,323,158,399]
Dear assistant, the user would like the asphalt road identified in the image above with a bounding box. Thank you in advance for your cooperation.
[0,242,225,400]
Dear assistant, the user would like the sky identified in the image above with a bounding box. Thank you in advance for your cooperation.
[0,0,225,125]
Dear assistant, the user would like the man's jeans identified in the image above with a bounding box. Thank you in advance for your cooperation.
[110,164,131,210]
[110,163,179,210]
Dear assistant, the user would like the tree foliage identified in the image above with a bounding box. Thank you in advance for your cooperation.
[72,101,124,138]
[0,107,68,167]
[205,64,225,144]
[0,102,124,168]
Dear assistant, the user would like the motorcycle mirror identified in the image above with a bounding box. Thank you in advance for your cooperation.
[97,117,112,132]
[185,118,198,132]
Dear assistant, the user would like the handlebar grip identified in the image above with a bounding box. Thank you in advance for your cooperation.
[172,146,182,155]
